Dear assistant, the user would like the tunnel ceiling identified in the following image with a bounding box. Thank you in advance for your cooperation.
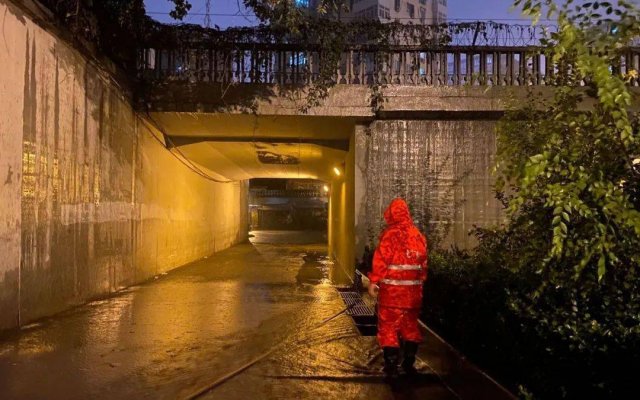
[149,113,355,181]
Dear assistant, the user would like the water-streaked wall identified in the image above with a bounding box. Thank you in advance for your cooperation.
[355,120,503,253]
[328,131,355,284]
[0,0,249,331]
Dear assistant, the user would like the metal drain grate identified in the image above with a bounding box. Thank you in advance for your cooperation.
[336,289,377,336]
[338,291,375,317]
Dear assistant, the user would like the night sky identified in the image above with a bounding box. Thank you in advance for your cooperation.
[143,0,529,28]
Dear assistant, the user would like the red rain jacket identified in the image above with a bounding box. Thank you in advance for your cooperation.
[368,198,428,309]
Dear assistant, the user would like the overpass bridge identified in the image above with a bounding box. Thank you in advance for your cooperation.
[135,30,640,267]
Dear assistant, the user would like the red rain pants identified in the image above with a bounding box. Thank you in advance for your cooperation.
[377,306,422,348]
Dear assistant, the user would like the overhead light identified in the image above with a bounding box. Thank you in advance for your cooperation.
[333,167,341,176]
[323,185,329,193]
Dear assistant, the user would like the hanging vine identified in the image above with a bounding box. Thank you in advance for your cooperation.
[140,17,525,112]
[37,0,544,113]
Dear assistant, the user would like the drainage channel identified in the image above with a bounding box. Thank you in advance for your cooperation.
[336,288,377,336]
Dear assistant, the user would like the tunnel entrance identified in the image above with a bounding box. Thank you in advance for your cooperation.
[144,112,356,286]
[248,178,329,245]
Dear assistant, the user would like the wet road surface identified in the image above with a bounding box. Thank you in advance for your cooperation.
[0,231,509,400]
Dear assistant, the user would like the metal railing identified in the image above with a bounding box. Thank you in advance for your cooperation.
[137,44,640,87]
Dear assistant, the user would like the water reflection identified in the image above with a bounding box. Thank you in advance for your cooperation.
[0,237,459,400]
[296,252,331,285]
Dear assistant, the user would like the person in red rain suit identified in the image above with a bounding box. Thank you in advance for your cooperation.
[368,198,428,379]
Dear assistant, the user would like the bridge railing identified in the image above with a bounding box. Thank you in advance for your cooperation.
[137,44,640,87]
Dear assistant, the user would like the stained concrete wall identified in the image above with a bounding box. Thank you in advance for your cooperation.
[328,131,356,284]
[0,0,248,331]
[355,120,503,255]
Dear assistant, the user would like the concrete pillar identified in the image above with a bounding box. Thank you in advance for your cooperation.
[328,130,356,284]
[354,124,369,260]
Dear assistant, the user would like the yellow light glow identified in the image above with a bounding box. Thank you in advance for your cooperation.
[323,185,329,193]
[333,167,341,176]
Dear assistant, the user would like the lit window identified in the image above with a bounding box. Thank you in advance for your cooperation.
[295,0,309,7]
[289,53,308,66]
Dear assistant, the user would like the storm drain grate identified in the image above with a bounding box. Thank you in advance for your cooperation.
[336,289,377,336]
[338,291,375,317]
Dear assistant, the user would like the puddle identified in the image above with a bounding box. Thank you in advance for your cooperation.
[296,252,331,285]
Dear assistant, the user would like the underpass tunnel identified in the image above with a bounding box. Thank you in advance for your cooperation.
[149,113,357,284]
[248,178,329,234]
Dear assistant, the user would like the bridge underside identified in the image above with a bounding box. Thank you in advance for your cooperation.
[148,113,358,181]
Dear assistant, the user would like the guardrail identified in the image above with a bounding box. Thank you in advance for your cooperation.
[137,44,640,87]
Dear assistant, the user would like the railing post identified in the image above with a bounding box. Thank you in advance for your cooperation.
[453,51,461,85]
[429,51,436,86]
[399,51,405,85]
[441,51,449,86]
[493,51,499,86]
[506,52,514,85]
[155,48,161,81]
[467,51,474,85]
[519,51,526,86]
[480,51,487,85]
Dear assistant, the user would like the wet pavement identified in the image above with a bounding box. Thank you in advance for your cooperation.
[0,231,512,400]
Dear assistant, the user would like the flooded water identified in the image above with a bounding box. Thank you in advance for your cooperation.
[0,232,476,400]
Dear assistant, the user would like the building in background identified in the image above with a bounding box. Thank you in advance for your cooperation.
[308,0,448,24]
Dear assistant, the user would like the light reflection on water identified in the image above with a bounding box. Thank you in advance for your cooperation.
[0,238,385,399]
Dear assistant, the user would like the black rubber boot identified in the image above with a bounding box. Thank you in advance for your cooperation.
[383,347,400,382]
[402,341,419,376]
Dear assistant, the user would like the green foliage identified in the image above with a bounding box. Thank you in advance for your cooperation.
[498,0,640,326]
[503,0,640,279]
[41,1,192,67]
[425,247,640,398]
[168,0,192,20]
[458,0,640,397]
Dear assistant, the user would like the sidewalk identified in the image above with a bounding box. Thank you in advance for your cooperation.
[0,234,512,400]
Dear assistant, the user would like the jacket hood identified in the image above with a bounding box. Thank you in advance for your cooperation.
[384,198,412,225]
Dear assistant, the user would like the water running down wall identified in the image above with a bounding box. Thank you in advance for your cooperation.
[0,0,249,331]
[357,120,503,250]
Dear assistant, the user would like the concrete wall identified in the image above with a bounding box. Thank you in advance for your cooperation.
[0,0,248,331]
[355,120,503,255]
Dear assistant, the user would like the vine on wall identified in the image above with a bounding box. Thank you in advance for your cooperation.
[37,0,525,112]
